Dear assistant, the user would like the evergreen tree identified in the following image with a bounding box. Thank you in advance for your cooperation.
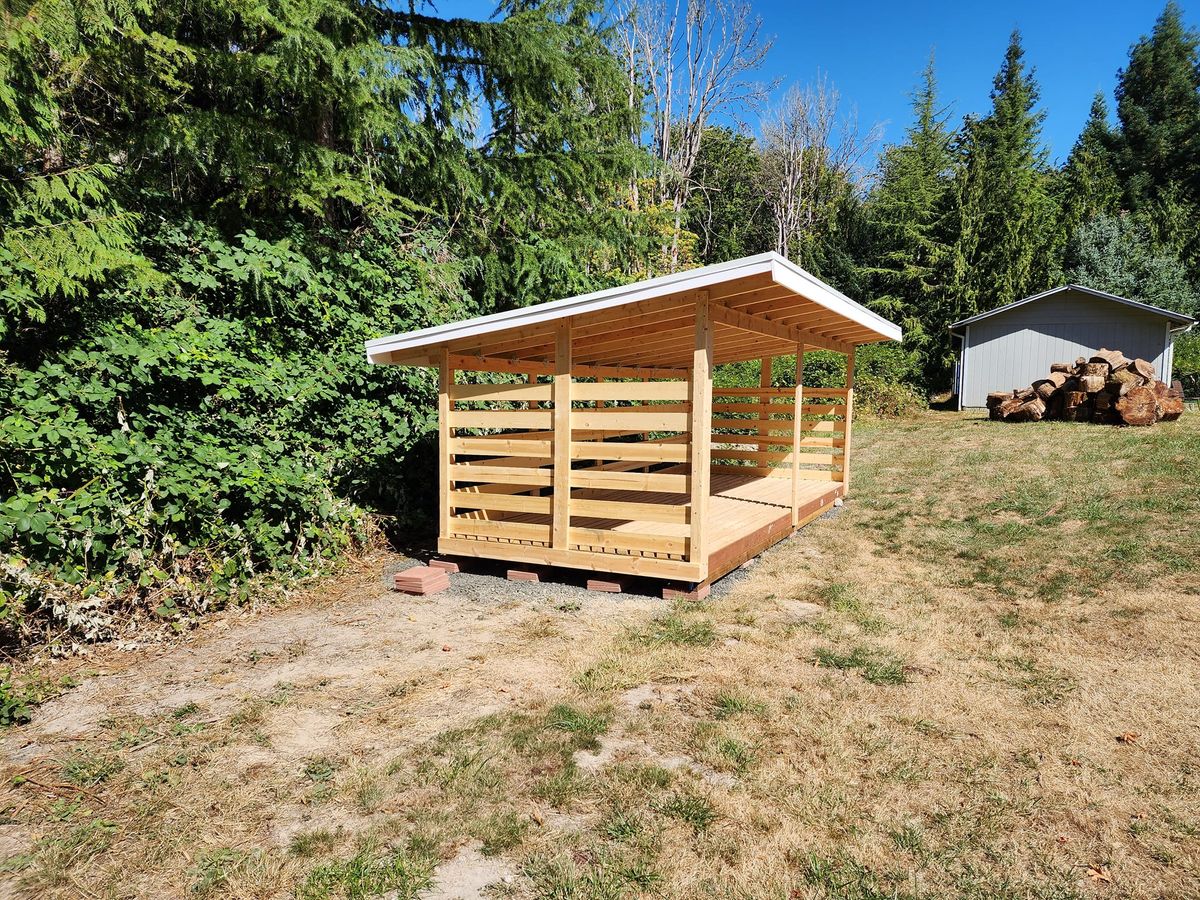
[943,30,1055,384]
[1063,214,1199,315]
[1113,1,1200,271]
[861,54,956,380]
[1055,93,1123,248]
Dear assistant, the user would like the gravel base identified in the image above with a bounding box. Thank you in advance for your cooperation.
[384,504,845,607]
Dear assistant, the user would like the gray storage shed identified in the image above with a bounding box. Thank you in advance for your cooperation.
[950,285,1195,409]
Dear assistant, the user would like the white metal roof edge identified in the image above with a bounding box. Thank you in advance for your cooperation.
[365,252,900,364]
[949,284,1196,332]
[770,255,903,342]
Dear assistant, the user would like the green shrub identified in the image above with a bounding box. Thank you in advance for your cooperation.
[853,375,927,418]
[0,223,473,649]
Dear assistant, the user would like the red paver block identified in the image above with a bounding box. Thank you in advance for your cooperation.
[662,584,710,602]
[428,559,460,573]
[394,566,450,595]
[507,569,540,583]
[587,579,622,593]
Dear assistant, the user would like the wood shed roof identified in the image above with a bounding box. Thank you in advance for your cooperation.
[365,252,901,374]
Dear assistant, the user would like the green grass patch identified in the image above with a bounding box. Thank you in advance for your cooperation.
[297,839,435,900]
[636,614,716,647]
[814,646,908,685]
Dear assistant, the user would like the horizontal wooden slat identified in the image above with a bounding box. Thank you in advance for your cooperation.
[451,437,553,457]
[571,411,690,431]
[450,410,553,429]
[797,469,843,481]
[449,491,551,514]
[572,469,689,493]
[449,382,551,402]
[438,537,705,581]
[709,448,790,463]
[570,527,688,556]
[712,402,795,415]
[708,463,790,478]
[711,418,792,431]
[571,441,689,463]
[448,517,551,543]
[570,497,690,524]
[449,465,553,486]
[572,381,689,401]
[712,434,845,448]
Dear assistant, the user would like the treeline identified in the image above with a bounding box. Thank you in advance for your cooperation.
[672,8,1200,391]
[1,0,1199,652]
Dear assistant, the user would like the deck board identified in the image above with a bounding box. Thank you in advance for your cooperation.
[449,470,841,582]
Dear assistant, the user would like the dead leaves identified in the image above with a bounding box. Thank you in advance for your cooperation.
[1116,731,1140,745]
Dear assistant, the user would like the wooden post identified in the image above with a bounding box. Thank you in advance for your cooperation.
[553,320,572,549]
[438,347,453,540]
[791,344,805,526]
[688,292,713,580]
[843,346,855,494]
[758,357,772,436]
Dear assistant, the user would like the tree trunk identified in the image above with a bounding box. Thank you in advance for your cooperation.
[1115,386,1159,426]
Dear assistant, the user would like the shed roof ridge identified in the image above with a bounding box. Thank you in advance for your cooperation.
[949,284,1196,332]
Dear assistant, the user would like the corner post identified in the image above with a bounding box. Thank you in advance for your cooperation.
[791,344,805,526]
[688,292,713,580]
[843,346,856,495]
[438,347,453,540]
[553,320,572,549]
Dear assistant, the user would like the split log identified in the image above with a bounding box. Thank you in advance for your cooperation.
[1115,386,1159,426]
[1006,397,1046,422]
[1160,396,1185,421]
[1091,348,1131,371]
[1050,362,1071,373]
[1110,368,1143,392]
[1078,374,1106,393]
[1131,358,1155,381]
[986,391,1010,420]
[1152,380,1169,399]
[1082,362,1109,377]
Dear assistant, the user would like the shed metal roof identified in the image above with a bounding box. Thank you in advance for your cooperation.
[366,252,901,371]
[949,284,1196,333]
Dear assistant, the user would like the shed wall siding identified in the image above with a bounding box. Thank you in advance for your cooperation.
[961,292,1169,407]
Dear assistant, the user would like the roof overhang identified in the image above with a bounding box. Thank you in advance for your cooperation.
[949,284,1197,335]
[366,252,901,372]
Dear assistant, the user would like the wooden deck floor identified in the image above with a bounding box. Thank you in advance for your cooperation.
[475,471,842,583]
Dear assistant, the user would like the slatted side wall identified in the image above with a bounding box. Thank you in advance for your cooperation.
[445,377,556,546]
[445,375,694,561]
[710,386,849,482]
[568,379,692,560]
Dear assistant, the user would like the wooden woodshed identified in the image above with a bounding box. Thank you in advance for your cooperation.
[366,252,901,591]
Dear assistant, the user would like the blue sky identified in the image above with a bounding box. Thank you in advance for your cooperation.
[428,0,1184,164]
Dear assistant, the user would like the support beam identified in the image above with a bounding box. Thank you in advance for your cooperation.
[553,321,572,549]
[709,302,853,354]
[438,348,453,539]
[689,292,713,580]
[791,345,805,525]
[843,346,856,494]
[447,353,685,381]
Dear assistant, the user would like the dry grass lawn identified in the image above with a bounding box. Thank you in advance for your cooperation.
[1,411,1198,899]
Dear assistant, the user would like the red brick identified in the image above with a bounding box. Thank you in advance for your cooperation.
[662,584,710,602]
[428,559,460,573]
[587,579,622,593]
[507,569,539,583]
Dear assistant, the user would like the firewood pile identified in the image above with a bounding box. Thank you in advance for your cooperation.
[987,349,1186,426]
